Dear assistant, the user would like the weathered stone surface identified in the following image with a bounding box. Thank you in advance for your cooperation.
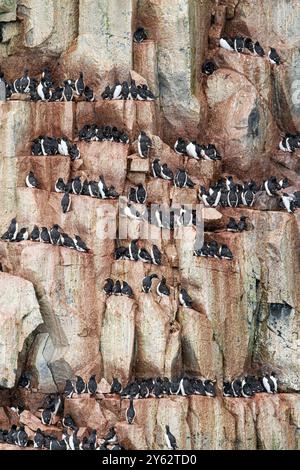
[0,272,43,388]
[100,296,136,384]
[1,0,300,452]
[60,0,133,92]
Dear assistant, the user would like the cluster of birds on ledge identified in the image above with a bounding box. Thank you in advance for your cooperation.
[1,219,89,252]
[194,240,233,260]
[103,276,194,307]
[0,68,95,102]
[79,124,129,144]
[0,425,125,451]
[223,373,278,398]
[174,138,221,161]
[219,36,281,64]
[101,79,156,101]
[31,136,80,160]
[199,176,293,210]
[110,377,215,399]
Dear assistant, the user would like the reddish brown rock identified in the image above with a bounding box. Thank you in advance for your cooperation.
[64,396,108,432]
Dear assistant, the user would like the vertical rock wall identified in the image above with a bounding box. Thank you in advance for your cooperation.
[0,0,300,450]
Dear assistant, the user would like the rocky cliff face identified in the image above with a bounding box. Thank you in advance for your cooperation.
[0,0,300,450]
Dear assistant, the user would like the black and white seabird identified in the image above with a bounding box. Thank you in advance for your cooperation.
[174,138,187,155]
[264,176,280,196]
[233,36,245,53]
[126,398,136,424]
[142,274,158,293]
[262,373,277,394]
[57,138,69,156]
[160,163,174,180]
[61,191,71,214]
[16,426,28,448]
[26,171,38,188]
[104,427,118,444]
[64,379,74,398]
[103,278,114,295]
[129,239,139,261]
[241,378,254,398]
[113,280,122,295]
[186,141,200,160]
[41,227,51,244]
[75,376,86,394]
[204,380,216,397]
[237,216,248,231]
[231,379,242,397]
[219,244,233,260]
[61,233,76,249]
[19,69,31,93]
[87,375,97,395]
[101,84,113,100]
[54,178,66,193]
[138,248,152,263]
[152,158,161,178]
[133,27,148,43]
[17,372,30,389]
[157,277,170,297]
[165,426,177,450]
[121,281,134,298]
[268,47,280,65]
[41,407,54,425]
[151,244,162,265]
[227,217,239,232]
[74,235,89,252]
[112,80,122,100]
[219,36,234,51]
[179,288,193,308]
[136,183,147,204]
[62,414,76,430]
[111,378,122,394]
[280,193,295,213]
[49,224,61,245]
[63,80,74,101]
[174,169,188,188]
[202,59,217,75]
[84,86,95,102]
[223,382,234,397]
[138,131,152,158]
[1,218,18,241]
[37,78,52,101]
[16,228,29,242]
[33,429,45,449]
[75,72,85,96]
[72,176,82,195]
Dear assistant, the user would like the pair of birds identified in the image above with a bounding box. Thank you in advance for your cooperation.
[219,36,280,64]
[115,239,162,265]
[194,240,234,260]
[55,175,119,200]
[151,157,195,188]
[174,138,221,161]
[31,136,80,160]
[63,375,97,398]
[103,279,134,298]
[112,376,216,399]
[223,373,278,398]
[101,79,156,101]
[227,216,248,232]
[129,183,147,204]
[279,133,300,153]
[78,123,129,144]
